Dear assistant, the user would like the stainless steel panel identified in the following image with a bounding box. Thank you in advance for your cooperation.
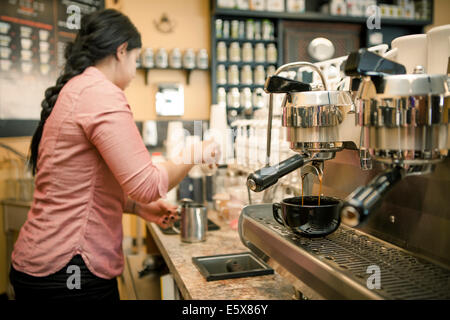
[239,204,450,300]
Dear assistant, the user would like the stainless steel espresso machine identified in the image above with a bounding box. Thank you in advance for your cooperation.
[238,51,450,299]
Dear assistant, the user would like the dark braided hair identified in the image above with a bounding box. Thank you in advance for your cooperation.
[29,9,141,175]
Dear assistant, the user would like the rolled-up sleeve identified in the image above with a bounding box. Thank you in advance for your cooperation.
[76,85,168,204]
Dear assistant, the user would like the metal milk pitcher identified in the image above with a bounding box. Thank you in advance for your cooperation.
[172,199,207,243]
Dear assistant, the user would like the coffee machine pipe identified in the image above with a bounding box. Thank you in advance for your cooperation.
[340,166,405,227]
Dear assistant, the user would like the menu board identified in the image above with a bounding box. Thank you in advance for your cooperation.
[0,0,104,120]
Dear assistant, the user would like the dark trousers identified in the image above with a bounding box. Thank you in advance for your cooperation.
[9,255,120,301]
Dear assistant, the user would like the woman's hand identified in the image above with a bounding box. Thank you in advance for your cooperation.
[136,199,179,229]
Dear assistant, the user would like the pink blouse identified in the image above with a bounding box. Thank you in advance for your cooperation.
[12,66,168,279]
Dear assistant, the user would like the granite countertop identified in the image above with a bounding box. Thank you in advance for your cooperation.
[146,211,297,300]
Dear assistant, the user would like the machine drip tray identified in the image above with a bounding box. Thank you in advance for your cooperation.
[192,252,274,281]
[239,204,450,299]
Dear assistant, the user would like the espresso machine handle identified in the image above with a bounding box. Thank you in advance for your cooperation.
[247,154,307,192]
[340,166,405,227]
[264,75,312,93]
[344,49,407,77]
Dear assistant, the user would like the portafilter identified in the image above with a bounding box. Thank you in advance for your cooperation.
[247,62,357,193]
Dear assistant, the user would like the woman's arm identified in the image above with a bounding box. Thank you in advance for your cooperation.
[124,198,179,228]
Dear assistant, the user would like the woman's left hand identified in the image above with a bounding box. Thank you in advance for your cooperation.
[136,199,179,229]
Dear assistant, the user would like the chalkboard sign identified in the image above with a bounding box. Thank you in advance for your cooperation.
[0,0,104,124]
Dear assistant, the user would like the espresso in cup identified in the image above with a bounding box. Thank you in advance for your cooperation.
[273,196,341,237]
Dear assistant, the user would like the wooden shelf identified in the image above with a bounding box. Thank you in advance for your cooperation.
[213,8,432,27]
[137,67,209,85]
[217,84,265,90]
[216,61,277,68]
[216,38,277,44]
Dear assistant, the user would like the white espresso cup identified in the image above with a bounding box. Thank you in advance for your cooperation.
[426,24,450,75]
[384,34,427,74]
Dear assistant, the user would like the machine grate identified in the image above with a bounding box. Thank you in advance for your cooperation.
[257,217,450,299]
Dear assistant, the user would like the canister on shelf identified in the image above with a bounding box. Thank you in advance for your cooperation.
[242,42,253,62]
[266,43,277,63]
[241,65,253,85]
[228,64,239,85]
[239,21,245,39]
[141,48,154,68]
[262,19,274,41]
[216,19,223,38]
[240,87,253,111]
[169,48,182,68]
[155,48,168,68]
[228,42,241,62]
[252,87,265,109]
[227,87,240,108]
[266,65,276,77]
[223,20,230,38]
[183,48,196,69]
[231,20,239,39]
[246,19,254,40]
[196,49,209,69]
[217,41,227,61]
[217,87,227,106]
[216,64,227,84]
[254,20,262,40]
[254,43,266,62]
[254,65,266,85]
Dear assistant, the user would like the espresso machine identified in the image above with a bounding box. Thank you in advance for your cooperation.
[238,50,450,299]
[341,49,449,227]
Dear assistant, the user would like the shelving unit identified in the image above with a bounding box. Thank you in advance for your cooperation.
[210,5,284,125]
[212,7,432,26]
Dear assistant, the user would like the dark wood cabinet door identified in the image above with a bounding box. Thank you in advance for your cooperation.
[282,21,362,63]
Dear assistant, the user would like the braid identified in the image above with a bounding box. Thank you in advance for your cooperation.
[28,9,141,175]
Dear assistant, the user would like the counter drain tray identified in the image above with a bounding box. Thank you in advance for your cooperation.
[159,219,220,235]
[192,252,274,281]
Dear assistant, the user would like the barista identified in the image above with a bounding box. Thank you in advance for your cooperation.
[9,9,219,301]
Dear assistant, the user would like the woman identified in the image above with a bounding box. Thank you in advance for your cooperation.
[9,9,218,301]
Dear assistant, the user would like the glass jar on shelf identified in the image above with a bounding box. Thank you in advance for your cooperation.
[242,42,253,62]
[217,87,227,107]
[141,48,154,68]
[231,20,239,39]
[254,43,266,62]
[217,41,227,62]
[196,49,209,69]
[241,65,253,85]
[169,48,182,68]
[217,64,227,85]
[266,43,277,63]
[246,19,254,40]
[227,87,240,108]
[183,48,196,69]
[155,48,168,68]
[223,20,230,38]
[254,65,266,85]
[228,65,239,85]
[267,65,276,77]
[228,42,241,62]
[215,19,223,38]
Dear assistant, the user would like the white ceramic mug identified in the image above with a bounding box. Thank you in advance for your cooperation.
[426,24,450,75]
[384,34,427,74]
